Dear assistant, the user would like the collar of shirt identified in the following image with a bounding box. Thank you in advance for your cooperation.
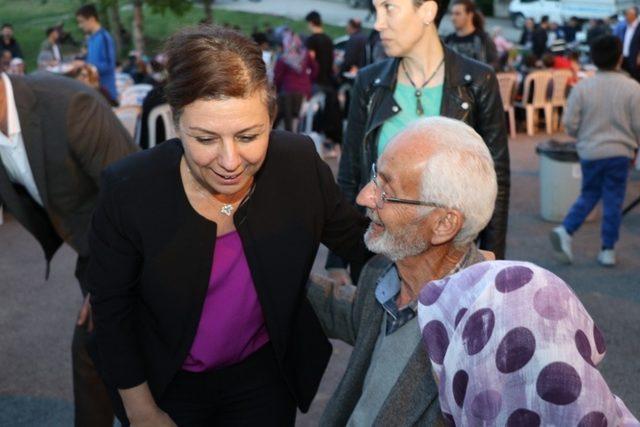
[0,72,22,145]
[375,265,414,335]
[375,246,474,335]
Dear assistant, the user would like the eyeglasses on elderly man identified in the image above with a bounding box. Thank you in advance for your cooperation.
[369,163,447,210]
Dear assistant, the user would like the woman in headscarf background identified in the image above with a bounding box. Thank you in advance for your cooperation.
[273,29,318,131]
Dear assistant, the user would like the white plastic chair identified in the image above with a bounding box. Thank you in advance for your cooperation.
[120,83,153,107]
[549,69,573,131]
[113,105,141,138]
[298,92,326,135]
[147,104,176,149]
[115,72,134,99]
[496,72,518,139]
[515,70,553,136]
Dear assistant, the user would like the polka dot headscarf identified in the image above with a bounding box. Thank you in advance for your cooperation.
[418,261,639,426]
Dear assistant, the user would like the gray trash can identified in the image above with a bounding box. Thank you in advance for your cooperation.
[536,140,598,222]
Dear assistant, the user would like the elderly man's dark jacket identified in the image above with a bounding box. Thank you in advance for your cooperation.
[0,72,136,281]
[308,246,482,426]
[332,46,510,262]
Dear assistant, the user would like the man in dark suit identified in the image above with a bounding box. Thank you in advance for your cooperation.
[0,71,137,426]
[615,6,640,81]
[532,15,549,58]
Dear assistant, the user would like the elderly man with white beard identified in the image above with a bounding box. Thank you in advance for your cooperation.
[309,116,640,427]
[307,116,497,426]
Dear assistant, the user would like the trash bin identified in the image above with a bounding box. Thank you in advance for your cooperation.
[536,140,598,223]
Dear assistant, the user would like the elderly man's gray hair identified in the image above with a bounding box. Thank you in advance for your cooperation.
[404,117,498,246]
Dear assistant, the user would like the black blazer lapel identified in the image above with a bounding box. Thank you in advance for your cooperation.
[10,75,49,209]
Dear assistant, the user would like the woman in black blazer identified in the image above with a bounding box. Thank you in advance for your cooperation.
[87,26,368,426]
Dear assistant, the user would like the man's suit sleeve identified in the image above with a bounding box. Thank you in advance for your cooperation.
[67,91,138,186]
[307,274,358,345]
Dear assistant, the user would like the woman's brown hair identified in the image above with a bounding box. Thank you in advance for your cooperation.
[163,25,277,125]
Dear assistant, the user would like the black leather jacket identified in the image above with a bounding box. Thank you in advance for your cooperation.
[330,46,510,266]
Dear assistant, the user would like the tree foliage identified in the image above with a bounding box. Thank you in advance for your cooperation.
[145,0,192,16]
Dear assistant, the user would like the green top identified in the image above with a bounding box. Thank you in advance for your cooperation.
[377,83,443,155]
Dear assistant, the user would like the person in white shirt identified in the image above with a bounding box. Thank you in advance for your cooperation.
[37,26,62,69]
[0,71,137,426]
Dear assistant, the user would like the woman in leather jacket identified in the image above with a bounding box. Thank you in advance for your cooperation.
[328,0,510,279]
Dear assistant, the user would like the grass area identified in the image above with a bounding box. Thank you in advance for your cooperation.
[0,0,345,70]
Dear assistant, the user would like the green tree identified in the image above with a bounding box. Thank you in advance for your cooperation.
[203,0,214,24]
[131,0,192,54]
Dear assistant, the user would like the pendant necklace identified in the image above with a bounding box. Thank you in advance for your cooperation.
[401,57,444,116]
[186,166,254,217]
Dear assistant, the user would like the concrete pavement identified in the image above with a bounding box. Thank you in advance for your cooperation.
[1,131,639,426]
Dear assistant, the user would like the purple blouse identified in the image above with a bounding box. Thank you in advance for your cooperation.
[182,231,269,372]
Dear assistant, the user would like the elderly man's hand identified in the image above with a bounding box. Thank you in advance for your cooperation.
[480,250,496,261]
[327,268,353,286]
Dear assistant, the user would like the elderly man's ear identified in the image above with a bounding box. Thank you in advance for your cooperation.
[429,210,464,246]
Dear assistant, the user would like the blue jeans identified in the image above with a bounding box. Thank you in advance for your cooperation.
[563,156,630,249]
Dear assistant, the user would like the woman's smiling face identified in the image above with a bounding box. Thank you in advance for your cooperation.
[178,90,272,196]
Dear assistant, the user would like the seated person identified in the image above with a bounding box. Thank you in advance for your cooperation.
[70,63,117,106]
[308,116,497,425]
[308,116,638,426]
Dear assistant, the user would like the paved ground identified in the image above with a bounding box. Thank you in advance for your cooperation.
[0,129,638,426]
[0,3,638,425]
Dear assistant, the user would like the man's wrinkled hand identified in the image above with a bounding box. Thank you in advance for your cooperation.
[480,250,496,261]
[77,294,93,332]
[327,268,353,286]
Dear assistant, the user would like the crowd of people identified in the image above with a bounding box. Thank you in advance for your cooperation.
[0,0,639,426]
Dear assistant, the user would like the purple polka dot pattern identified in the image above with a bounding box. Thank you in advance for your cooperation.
[593,324,606,354]
[536,362,582,405]
[575,330,594,366]
[578,412,608,427]
[452,370,469,408]
[417,261,635,426]
[422,320,449,365]
[496,327,536,373]
[533,286,569,321]
[454,308,468,329]
[462,308,495,356]
[495,266,534,293]
[470,390,502,421]
[419,281,445,306]
[506,408,541,427]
